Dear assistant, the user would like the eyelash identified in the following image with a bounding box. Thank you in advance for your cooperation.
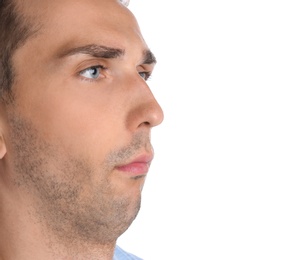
[78,65,152,82]
[79,65,107,82]
[139,71,152,81]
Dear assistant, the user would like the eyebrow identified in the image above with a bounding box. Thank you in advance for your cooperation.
[58,44,124,59]
[57,44,156,65]
[142,49,157,65]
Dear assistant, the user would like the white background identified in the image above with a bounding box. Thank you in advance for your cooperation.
[117,1,295,259]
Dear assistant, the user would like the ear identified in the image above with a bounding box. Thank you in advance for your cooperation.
[0,104,8,159]
[0,131,7,159]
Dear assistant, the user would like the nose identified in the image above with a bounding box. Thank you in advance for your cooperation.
[126,79,164,131]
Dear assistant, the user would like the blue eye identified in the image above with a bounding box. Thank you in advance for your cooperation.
[80,66,103,79]
[139,71,151,81]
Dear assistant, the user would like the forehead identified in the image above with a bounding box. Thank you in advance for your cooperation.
[17,0,147,55]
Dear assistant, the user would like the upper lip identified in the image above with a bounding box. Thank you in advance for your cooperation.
[117,152,154,167]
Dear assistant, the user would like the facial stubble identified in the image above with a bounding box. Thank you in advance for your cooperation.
[8,112,147,248]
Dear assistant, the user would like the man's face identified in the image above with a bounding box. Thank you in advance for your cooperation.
[4,0,163,244]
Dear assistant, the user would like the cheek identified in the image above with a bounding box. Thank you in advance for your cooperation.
[13,72,131,162]
[33,92,126,163]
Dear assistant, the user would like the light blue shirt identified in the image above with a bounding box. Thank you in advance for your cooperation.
[113,245,143,260]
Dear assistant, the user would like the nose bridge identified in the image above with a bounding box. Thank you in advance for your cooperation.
[141,84,164,126]
[126,76,164,131]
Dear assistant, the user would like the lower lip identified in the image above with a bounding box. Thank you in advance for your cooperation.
[116,162,150,176]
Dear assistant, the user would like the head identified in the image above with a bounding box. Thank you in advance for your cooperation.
[0,0,163,249]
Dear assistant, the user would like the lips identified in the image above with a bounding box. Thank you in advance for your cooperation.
[115,154,153,176]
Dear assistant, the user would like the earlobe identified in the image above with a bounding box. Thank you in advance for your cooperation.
[0,133,7,159]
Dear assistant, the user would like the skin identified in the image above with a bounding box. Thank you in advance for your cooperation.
[0,0,163,259]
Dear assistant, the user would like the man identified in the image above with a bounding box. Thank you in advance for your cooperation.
[0,0,163,259]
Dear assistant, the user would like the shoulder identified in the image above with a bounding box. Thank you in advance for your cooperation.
[113,245,143,260]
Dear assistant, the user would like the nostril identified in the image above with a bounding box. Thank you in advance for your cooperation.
[140,121,151,127]
[142,102,164,128]
[126,99,164,131]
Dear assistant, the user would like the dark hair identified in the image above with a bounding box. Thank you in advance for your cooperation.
[0,0,39,102]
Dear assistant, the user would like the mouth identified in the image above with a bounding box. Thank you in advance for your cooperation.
[115,153,154,177]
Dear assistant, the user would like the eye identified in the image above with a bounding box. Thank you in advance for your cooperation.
[79,66,105,80]
[138,71,151,81]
